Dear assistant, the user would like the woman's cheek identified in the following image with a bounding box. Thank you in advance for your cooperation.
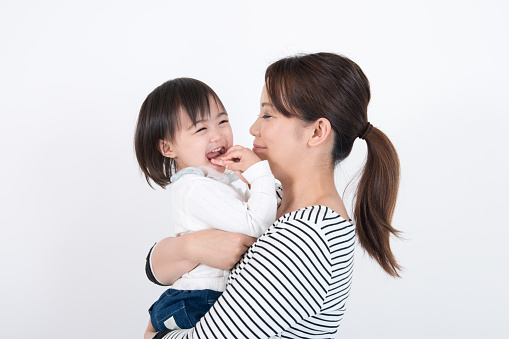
[255,151,268,161]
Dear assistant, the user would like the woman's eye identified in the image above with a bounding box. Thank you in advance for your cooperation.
[196,127,206,133]
[262,114,272,119]
[219,119,229,125]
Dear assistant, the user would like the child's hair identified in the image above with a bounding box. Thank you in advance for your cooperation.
[134,77,226,189]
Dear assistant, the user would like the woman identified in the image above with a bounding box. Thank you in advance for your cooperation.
[146,52,401,339]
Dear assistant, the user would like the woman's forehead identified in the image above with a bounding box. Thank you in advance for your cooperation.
[260,85,272,106]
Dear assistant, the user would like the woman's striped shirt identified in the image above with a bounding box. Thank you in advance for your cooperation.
[158,205,355,339]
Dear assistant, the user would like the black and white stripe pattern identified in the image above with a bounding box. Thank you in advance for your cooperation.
[162,205,355,339]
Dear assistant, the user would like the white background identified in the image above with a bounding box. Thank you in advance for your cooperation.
[1,1,508,338]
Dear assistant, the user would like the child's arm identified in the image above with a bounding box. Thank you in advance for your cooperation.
[211,145,259,185]
[187,147,277,238]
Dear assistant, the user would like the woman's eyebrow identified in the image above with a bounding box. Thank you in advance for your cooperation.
[261,102,273,108]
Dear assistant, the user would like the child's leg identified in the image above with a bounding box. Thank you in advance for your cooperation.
[150,289,222,330]
[144,320,157,339]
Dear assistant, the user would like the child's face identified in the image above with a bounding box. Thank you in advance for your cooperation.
[166,100,233,173]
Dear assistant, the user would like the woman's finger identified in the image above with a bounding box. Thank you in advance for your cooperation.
[189,230,255,270]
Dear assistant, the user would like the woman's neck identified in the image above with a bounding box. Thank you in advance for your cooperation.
[277,165,348,220]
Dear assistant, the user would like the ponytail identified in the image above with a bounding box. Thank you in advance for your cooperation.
[264,52,402,277]
[354,127,401,277]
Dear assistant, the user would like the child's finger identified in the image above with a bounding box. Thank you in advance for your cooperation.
[221,149,245,162]
[225,161,245,172]
[232,170,249,185]
[210,157,225,166]
[224,145,245,156]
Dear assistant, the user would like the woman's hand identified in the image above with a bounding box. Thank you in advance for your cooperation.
[211,145,261,184]
[151,230,256,285]
[183,229,256,270]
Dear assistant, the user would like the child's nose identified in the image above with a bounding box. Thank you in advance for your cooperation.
[209,130,223,143]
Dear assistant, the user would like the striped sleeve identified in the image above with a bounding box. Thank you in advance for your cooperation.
[158,206,354,339]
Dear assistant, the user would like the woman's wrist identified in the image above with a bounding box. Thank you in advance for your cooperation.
[177,229,256,270]
[178,232,200,263]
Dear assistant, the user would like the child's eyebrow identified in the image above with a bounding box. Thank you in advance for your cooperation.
[189,116,209,128]
[195,112,228,123]
[189,112,228,130]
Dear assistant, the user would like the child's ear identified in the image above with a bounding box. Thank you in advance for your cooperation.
[308,118,332,147]
[158,139,177,158]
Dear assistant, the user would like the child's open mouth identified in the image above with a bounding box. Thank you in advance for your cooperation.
[206,147,226,161]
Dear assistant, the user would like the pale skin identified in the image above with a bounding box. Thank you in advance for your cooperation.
[144,86,349,338]
[145,108,262,338]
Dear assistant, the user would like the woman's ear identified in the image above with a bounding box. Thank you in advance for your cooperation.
[158,139,177,158]
[308,118,332,147]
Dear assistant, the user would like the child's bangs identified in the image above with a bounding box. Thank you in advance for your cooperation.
[179,78,224,122]
[179,93,216,126]
[164,78,225,141]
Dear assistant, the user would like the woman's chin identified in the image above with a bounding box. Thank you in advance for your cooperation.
[253,150,268,161]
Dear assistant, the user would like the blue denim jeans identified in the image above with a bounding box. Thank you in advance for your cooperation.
[149,289,222,331]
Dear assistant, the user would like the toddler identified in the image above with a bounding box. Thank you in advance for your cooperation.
[134,78,277,333]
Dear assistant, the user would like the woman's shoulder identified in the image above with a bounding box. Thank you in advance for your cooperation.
[277,205,350,224]
[273,205,354,244]
[252,205,354,269]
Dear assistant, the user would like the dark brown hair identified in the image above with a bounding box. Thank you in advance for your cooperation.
[265,52,401,277]
[134,77,225,189]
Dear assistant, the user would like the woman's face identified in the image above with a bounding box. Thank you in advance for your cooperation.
[249,86,307,179]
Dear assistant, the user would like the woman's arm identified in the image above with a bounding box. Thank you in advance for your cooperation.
[152,208,355,339]
[149,229,256,285]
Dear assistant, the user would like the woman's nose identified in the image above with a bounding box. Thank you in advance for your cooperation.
[250,119,260,137]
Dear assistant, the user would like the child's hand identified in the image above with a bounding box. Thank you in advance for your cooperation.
[211,145,261,184]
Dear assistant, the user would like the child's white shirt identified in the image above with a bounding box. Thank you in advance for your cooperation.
[166,160,277,291]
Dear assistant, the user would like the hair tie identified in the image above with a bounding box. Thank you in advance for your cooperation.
[359,122,373,140]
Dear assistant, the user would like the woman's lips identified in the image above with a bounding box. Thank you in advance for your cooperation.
[252,144,266,151]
